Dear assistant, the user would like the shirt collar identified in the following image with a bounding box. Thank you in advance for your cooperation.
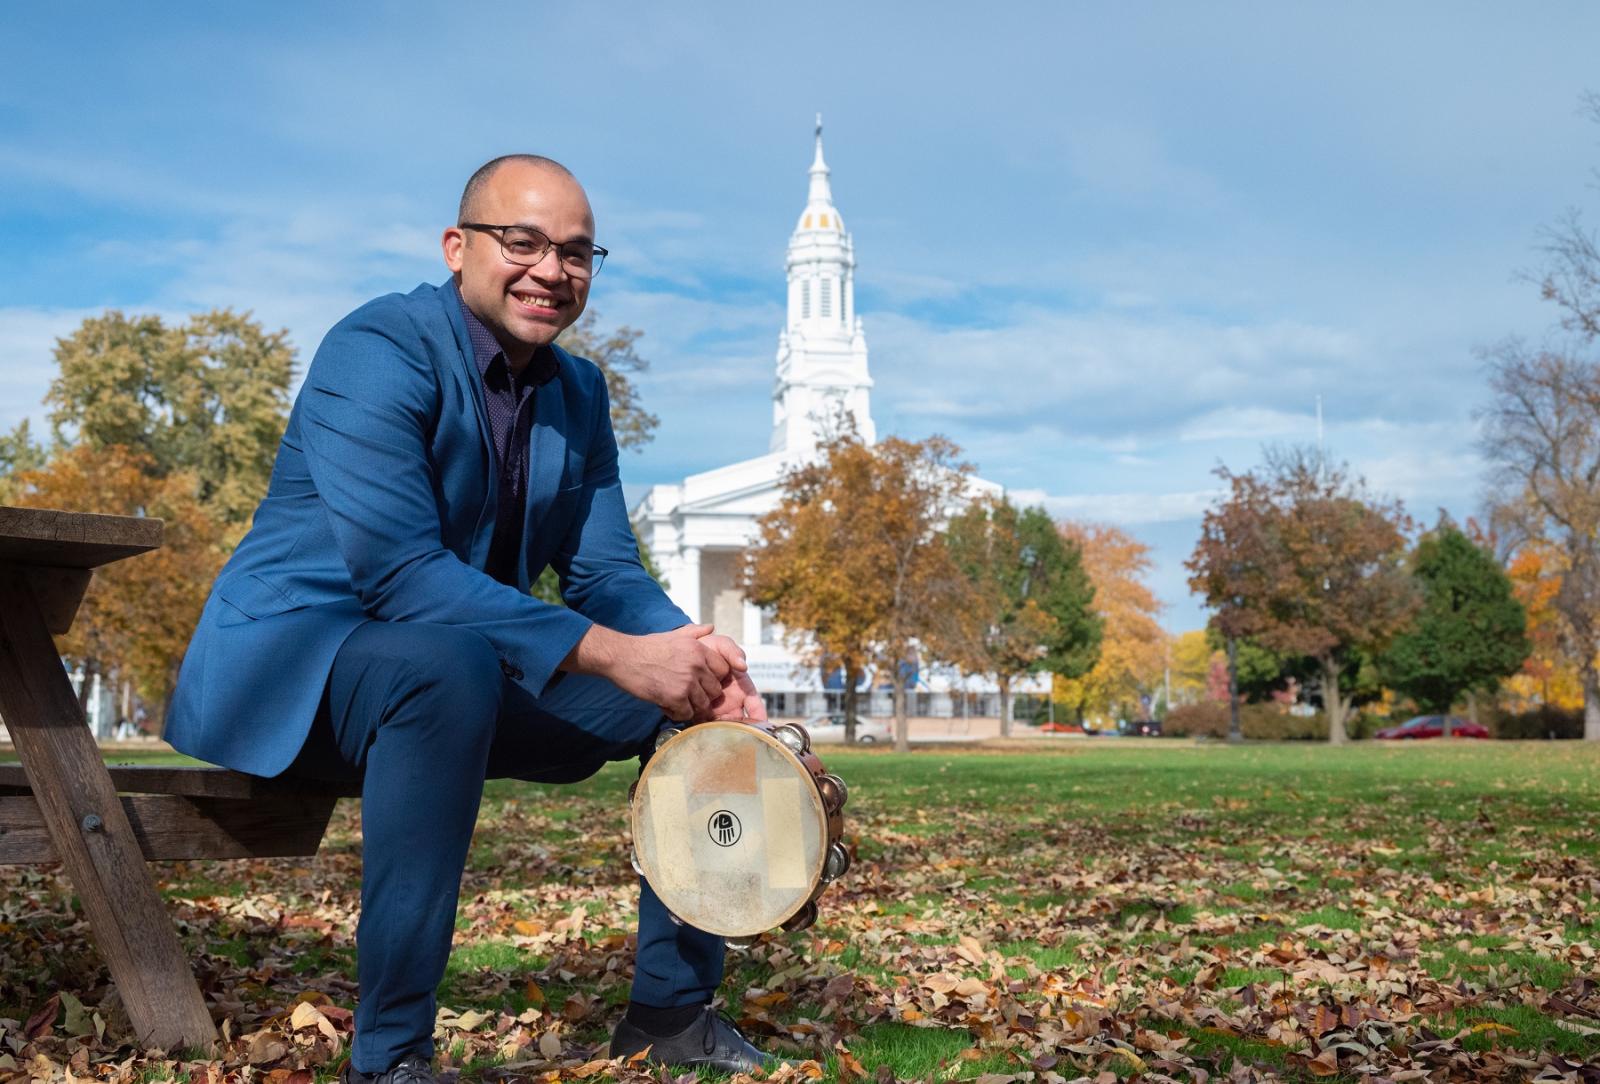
[458,292,559,386]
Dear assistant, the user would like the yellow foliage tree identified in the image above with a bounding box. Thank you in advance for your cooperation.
[9,445,227,721]
[1054,522,1169,726]
[1168,629,1215,706]
[1502,541,1585,710]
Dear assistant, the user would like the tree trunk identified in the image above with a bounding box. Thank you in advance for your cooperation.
[1321,655,1348,744]
[843,665,860,745]
[998,675,1012,739]
[1226,636,1243,744]
[892,672,910,753]
[76,657,97,716]
[1584,661,1600,741]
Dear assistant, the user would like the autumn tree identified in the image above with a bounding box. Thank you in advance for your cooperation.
[1186,448,1417,743]
[559,310,659,452]
[0,419,47,503]
[1054,522,1164,727]
[1501,540,1586,710]
[1480,345,1600,739]
[1167,630,1214,706]
[1381,519,1528,722]
[744,430,973,750]
[1475,97,1600,738]
[934,498,1100,737]
[45,310,296,532]
[9,445,226,720]
[1201,631,1288,701]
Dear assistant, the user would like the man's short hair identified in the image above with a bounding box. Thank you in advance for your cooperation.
[458,154,575,224]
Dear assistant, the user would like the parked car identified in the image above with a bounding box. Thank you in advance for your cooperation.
[1037,721,1084,734]
[800,713,893,744]
[1121,718,1162,737]
[1373,714,1489,740]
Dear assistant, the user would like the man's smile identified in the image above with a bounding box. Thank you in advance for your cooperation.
[510,290,563,317]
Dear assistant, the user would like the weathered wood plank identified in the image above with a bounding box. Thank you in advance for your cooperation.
[0,506,162,569]
[0,793,338,863]
[0,763,363,800]
[19,565,94,634]
[0,569,217,1051]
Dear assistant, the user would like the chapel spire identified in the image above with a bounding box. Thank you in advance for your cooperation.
[805,113,837,218]
[771,116,873,455]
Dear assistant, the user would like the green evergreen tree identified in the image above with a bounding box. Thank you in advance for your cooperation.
[936,499,1101,735]
[0,419,47,502]
[1382,519,1529,714]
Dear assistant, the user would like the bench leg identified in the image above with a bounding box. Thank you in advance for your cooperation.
[0,569,217,1052]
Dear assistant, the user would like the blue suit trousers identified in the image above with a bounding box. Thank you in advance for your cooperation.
[286,620,725,1073]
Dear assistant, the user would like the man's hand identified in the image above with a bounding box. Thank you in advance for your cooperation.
[564,623,732,721]
[698,632,768,723]
[562,624,768,723]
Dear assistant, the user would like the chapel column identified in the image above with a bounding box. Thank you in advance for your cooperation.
[677,546,702,624]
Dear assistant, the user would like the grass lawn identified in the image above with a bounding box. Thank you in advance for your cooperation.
[1,740,1597,1081]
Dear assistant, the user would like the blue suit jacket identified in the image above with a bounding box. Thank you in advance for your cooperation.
[165,281,689,777]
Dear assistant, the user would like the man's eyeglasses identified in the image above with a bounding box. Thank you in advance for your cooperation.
[460,223,607,278]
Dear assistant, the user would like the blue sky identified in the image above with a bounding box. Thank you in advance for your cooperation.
[3,3,1598,632]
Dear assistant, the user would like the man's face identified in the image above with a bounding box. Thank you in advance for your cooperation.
[442,162,594,359]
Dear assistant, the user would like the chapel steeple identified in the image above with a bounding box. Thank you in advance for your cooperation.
[771,116,874,455]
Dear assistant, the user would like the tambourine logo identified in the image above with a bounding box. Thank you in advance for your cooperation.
[708,810,742,847]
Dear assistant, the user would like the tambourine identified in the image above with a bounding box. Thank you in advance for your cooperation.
[630,720,849,940]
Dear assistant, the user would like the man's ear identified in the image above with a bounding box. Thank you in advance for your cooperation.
[441,226,465,273]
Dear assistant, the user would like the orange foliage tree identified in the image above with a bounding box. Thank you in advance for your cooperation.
[1054,522,1169,726]
[9,445,226,719]
[1502,541,1585,710]
[1187,449,1417,744]
[743,430,974,750]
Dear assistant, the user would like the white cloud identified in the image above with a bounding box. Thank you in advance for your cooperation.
[1008,486,1223,526]
[1177,406,1316,443]
[865,308,1372,441]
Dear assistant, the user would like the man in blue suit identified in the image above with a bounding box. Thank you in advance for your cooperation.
[167,156,774,1083]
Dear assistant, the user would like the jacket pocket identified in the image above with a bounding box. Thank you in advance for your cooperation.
[216,573,305,620]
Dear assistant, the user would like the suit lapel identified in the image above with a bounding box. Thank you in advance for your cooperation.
[517,354,569,589]
[440,282,499,568]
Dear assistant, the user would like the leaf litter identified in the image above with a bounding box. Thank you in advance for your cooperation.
[0,743,1596,1081]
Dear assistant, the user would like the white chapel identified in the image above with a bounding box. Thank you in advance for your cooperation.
[631,121,1028,719]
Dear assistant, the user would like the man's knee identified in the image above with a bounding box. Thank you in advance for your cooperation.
[340,623,505,737]
[407,626,504,721]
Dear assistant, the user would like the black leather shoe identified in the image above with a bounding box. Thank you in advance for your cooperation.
[342,1053,442,1084]
[609,1005,778,1074]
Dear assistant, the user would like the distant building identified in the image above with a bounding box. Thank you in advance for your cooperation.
[631,121,1045,720]
[0,661,120,744]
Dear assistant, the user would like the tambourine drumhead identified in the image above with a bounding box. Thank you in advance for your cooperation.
[632,722,828,938]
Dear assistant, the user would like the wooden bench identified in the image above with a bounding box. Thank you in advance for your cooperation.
[0,505,358,1052]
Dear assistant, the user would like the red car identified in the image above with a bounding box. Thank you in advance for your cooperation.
[1373,715,1489,740]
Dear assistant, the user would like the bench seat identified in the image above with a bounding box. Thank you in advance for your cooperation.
[0,763,361,864]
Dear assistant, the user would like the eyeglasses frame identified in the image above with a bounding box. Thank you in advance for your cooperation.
[458,222,608,277]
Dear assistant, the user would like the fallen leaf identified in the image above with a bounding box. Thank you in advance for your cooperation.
[24,993,59,1040]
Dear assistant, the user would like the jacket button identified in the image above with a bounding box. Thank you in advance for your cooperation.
[500,660,524,681]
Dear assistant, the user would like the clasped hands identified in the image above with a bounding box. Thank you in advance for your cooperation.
[565,622,767,724]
